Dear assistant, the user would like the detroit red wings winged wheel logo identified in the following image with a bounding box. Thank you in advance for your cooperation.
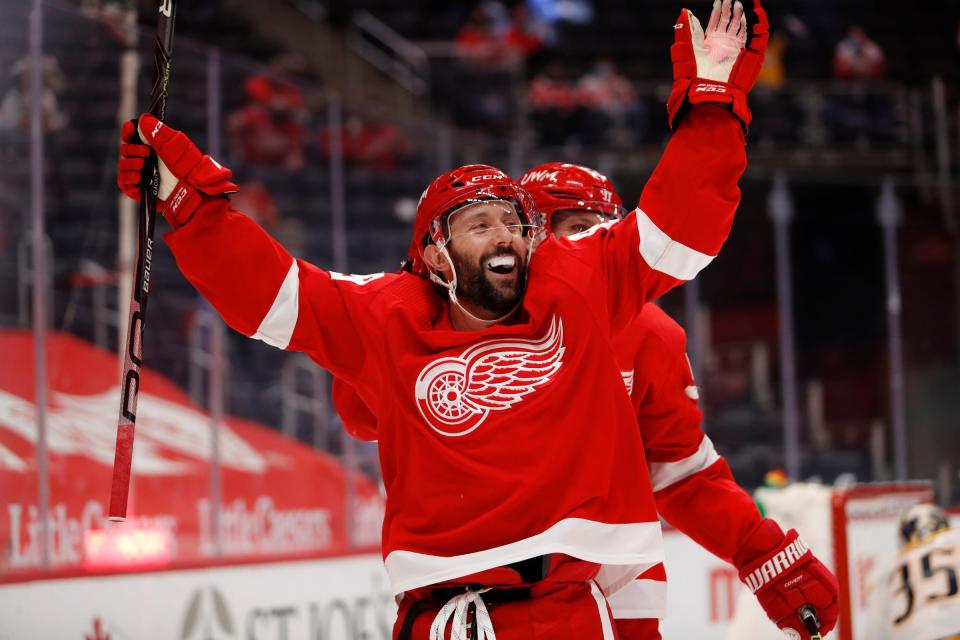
[415,317,566,436]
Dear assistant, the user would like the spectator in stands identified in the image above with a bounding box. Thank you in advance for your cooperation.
[503,4,549,60]
[0,56,67,135]
[457,2,550,68]
[452,3,519,131]
[833,25,885,81]
[528,61,577,145]
[574,57,638,146]
[0,56,68,207]
[829,26,893,148]
[80,0,137,47]
[455,3,510,69]
[225,54,308,171]
[319,114,413,173]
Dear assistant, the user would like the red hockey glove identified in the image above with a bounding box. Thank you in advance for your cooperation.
[668,0,769,131]
[734,520,839,639]
[117,113,238,228]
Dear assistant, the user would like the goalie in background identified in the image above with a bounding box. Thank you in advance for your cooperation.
[864,503,959,640]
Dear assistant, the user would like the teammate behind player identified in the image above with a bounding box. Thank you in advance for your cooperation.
[865,503,959,640]
[117,1,768,638]
[520,162,839,640]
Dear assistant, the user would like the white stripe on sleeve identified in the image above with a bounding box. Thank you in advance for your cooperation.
[251,260,300,349]
[648,435,720,492]
[635,208,715,281]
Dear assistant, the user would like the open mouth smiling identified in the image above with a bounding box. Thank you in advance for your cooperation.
[486,254,517,275]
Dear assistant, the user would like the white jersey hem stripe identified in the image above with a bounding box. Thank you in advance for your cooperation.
[649,436,721,492]
[607,578,668,619]
[635,208,715,281]
[589,580,617,640]
[251,260,299,349]
[385,518,664,595]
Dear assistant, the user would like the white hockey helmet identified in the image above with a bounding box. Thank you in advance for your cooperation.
[898,503,950,549]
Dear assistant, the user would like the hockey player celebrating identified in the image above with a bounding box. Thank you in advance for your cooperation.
[118,1,770,638]
[865,503,960,640]
[335,162,841,639]
[518,162,839,640]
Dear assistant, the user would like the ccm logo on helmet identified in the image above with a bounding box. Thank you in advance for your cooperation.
[742,537,810,594]
[520,170,560,185]
[695,84,728,94]
[468,174,503,184]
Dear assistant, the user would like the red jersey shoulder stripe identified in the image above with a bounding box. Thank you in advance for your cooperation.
[251,259,299,348]
[635,208,715,281]
[649,435,720,492]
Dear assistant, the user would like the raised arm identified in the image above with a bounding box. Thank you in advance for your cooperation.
[117,114,377,384]
[634,0,771,291]
[633,102,745,288]
[558,2,765,331]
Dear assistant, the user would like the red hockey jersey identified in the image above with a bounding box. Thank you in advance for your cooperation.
[605,304,763,626]
[162,106,746,596]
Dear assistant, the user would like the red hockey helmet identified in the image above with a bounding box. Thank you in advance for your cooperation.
[518,162,623,233]
[405,164,538,277]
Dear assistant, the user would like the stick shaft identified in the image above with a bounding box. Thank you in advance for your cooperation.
[108,0,177,521]
[798,605,822,640]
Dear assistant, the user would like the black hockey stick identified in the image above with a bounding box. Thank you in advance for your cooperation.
[109,0,177,521]
[798,605,822,640]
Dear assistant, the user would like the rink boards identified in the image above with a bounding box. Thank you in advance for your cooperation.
[0,553,397,640]
[0,532,732,639]
[3,515,958,639]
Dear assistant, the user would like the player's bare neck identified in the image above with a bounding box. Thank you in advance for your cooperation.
[449,301,517,331]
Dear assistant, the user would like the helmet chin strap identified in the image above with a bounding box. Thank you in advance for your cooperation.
[429,240,535,328]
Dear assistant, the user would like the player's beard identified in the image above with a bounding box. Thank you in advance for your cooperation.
[450,245,528,316]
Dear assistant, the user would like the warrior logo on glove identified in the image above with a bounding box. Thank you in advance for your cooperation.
[736,521,839,639]
[742,536,811,593]
[415,317,565,436]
